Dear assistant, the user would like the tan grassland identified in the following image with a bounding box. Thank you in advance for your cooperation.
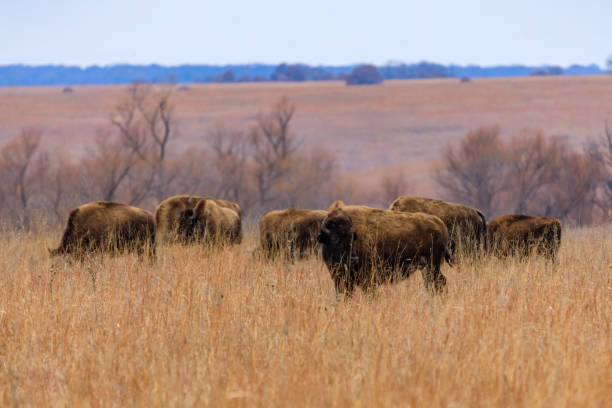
[1,75,612,194]
[0,226,610,407]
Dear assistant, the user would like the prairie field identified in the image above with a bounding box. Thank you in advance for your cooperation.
[0,226,610,407]
[1,75,612,194]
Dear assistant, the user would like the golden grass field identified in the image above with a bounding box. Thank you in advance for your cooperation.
[1,75,612,194]
[0,76,611,406]
[0,226,610,407]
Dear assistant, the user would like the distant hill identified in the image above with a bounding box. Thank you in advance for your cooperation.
[0,62,604,86]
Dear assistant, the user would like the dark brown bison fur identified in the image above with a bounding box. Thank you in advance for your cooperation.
[318,202,452,295]
[50,201,156,259]
[259,209,327,260]
[155,195,241,244]
[389,196,486,255]
[177,199,241,245]
[486,214,562,260]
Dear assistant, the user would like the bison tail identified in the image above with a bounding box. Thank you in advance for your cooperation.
[444,246,454,267]
[52,208,79,257]
[477,210,487,251]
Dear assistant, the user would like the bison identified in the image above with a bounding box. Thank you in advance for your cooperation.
[155,195,241,245]
[486,214,562,260]
[49,201,156,259]
[177,199,241,245]
[389,196,486,255]
[259,209,327,260]
[318,201,452,295]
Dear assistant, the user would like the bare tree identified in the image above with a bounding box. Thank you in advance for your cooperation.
[42,82,180,209]
[507,130,564,213]
[538,150,602,224]
[0,94,345,224]
[272,147,336,209]
[133,84,176,199]
[436,125,605,222]
[586,122,612,218]
[435,126,507,217]
[108,83,178,204]
[250,96,301,207]
[208,123,251,206]
[205,98,337,214]
[79,129,142,203]
[39,157,83,222]
[0,128,47,227]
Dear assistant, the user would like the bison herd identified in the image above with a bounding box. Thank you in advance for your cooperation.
[50,194,562,296]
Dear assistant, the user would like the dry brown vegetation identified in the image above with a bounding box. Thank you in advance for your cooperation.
[0,226,609,407]
[2,77,611,227]
[2,75,612,195]
[0,87,341,225]
[1,76,611,406]
[435,126,610,223]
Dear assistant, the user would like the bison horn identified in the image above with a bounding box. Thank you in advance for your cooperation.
[348,216,353,229]
[320,215,330,234]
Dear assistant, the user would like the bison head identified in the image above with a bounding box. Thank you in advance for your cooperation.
[177,200,207,242]
[318,212,359,269]
[177,208,197,240]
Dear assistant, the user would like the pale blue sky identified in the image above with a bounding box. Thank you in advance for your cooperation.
[1,0,610,67]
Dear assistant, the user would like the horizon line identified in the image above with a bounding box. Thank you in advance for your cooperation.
[0,61,604,69]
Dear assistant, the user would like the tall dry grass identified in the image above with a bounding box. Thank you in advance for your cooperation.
[0,226,610,407]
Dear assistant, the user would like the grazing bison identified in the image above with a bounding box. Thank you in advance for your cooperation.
[155,195,241,244]
[389,196,486,255]
[318,202,452,295]
[259,209,327,260]
[486,214,562,260]
[177,199,241,245]
[49,201,156,259]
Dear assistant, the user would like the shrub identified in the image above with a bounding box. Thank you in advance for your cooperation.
[345,65,383,86]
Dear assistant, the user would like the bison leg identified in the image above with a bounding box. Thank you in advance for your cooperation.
[541,227,561,262]
[148,241,157,263]
[421,263,447,294]
[288,239,296,264]
[333,269,355,297]
[399,261,418,279]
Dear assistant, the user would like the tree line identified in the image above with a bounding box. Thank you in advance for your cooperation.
[435,126,612,224]
[0,85,350,228]
[1,85,610,228]
[0,62,604,86]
